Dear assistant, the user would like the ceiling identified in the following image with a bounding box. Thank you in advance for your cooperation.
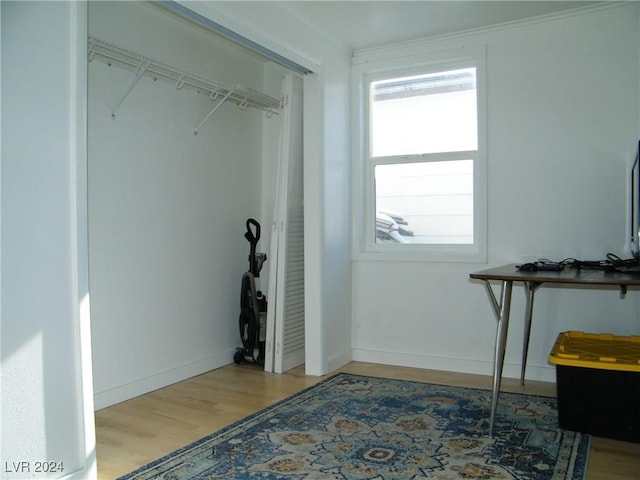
[277,1,601,51]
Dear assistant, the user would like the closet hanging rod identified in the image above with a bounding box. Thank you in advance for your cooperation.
[87,37,282,119]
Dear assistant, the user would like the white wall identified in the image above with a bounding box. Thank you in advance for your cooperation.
[184,1,353,375]
[1,2,96,478]
[88,2,278,408]
[352,4,640,383]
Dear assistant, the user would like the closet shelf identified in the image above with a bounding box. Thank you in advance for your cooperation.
[88,37,281,133]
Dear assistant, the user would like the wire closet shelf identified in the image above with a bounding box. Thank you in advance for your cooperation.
[88,37,282,134]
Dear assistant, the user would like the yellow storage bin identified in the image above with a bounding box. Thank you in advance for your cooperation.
[548,331,640,443]
[548,331,640,372]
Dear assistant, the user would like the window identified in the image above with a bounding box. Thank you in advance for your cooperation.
[353,48,486,262]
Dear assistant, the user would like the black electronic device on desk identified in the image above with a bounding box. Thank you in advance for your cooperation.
[516,261,564,272]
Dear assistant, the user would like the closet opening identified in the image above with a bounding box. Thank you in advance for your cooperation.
[88,1,305,412]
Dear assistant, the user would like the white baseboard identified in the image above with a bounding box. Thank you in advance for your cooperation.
[351,348,557,383]
[94,347,557,411]
[93,349,235,410]
[326,348,353,375]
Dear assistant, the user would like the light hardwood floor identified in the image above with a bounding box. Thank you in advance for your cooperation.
[95,362,640,479]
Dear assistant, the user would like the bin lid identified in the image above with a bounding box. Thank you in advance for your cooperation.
[548,331,640,372]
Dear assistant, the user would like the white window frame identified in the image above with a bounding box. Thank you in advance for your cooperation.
[351,46,487,262]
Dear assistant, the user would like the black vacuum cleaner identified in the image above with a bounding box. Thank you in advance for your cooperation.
[234,218,267,365]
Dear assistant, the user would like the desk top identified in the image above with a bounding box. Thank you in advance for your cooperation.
[470,264,640,286]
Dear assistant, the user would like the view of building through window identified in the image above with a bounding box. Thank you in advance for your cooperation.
[375,160,474,244]
[370,68,477,245]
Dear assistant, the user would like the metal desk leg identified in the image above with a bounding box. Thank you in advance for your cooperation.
[483,279,513,437]
[520,282,541,385]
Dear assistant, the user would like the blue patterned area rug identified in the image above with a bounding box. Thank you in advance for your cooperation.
[118,373,590,480]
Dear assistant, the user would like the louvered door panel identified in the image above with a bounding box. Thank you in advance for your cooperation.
[264,74,304,374]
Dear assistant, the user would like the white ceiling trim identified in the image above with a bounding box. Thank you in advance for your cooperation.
[353,1,617,61]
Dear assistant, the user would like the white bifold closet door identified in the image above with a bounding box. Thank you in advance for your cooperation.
[264,74,305,373]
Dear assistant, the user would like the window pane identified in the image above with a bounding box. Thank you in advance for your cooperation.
[371,68,477,157]
[375,160,474,244]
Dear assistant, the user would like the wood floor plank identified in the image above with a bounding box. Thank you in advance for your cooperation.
[95,362,639,479]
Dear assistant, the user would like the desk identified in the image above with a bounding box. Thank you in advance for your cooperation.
[470,264,640,437]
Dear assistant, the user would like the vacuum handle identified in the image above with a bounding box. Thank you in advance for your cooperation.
[245,218,262,276]
[245,218,260,244]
